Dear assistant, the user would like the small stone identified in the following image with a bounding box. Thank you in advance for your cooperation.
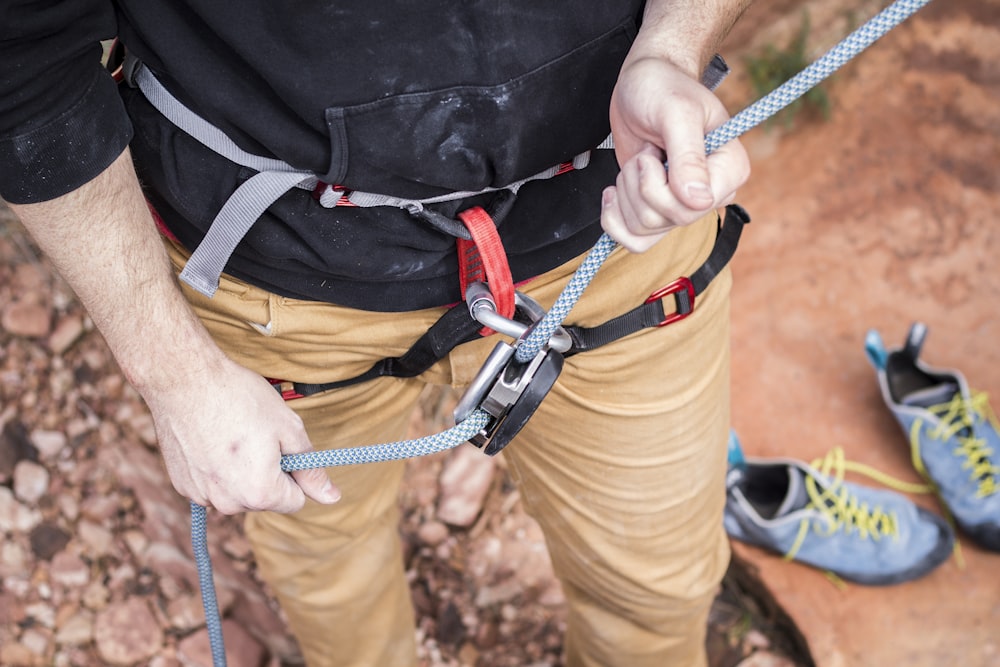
[1,301,51,338]
[0,540,28,576]
[4,575,32,598]
[435,601,467,646]
[474,579,524,608]
[735,651,799,667]
[25,601,56,628]
[12,263,47,290]
[165,593,206,632]
[121,530,149,558]
[475,620,499,650]
[48,315,85,355]
[436,446,496,527]
[81,581,109,610]
[458,642,480,667]
[77,520,114,556]
[79,495,119,522]
[417,520,450,547]
[0,487,42,533]
[177,620,265,667]
[148,657,183,667]
[0,641,41,667]
[745,629,772,651]
[21,628,52,658]
[221,534,253,560]
[127,412,157,447]
[29,522,71,560]
[57,495,79,522]
[35,581,52,600]
[49,552,90,588]
[30,430,67,460]
[94,599,164,666]
[64,418,91,441]
[55,610,93,646]
[0,591,25,626]
[1,420,39,484]
[13,460,50,504]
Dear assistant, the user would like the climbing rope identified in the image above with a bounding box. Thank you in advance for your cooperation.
[188,0,933,663]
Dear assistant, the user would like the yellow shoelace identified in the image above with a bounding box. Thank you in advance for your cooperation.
[784,447,932,562]
[913,391,1000,499]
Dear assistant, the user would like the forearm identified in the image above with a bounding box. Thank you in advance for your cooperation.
[7,148,226,394]
[633,0,753,77]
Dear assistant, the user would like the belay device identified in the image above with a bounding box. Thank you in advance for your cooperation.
[454,284,571,455]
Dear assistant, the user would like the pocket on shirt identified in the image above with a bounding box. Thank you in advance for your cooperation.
[323,18,636,199]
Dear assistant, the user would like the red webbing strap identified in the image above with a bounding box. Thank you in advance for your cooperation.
[457,206,514,336]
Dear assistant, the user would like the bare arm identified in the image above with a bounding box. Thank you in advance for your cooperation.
[8,149,339,513]
[602,0,753,251]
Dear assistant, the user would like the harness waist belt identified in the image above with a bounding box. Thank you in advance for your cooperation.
[270,203,750,399]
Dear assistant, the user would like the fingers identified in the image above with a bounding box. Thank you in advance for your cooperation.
[278,413,342,509]
[152,367,342,516]
[601,138,749,252]
[605,55,751,252]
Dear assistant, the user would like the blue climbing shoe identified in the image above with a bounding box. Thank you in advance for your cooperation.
[866,323,1000,552]
[724,432,954,585]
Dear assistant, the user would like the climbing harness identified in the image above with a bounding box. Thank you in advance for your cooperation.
[178,0,936,664]
[263,203,747,403]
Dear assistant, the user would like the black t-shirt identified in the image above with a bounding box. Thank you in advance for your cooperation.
[1,2,645,310]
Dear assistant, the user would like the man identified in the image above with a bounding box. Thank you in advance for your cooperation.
[1,1,751,665]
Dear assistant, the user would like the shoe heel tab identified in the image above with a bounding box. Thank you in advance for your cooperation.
[727,430,747,469]
[864,330,888,370]
[903,322,928,361]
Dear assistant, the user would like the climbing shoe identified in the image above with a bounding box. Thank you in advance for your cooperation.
[724,431,954,585]
[866,322,1000,552]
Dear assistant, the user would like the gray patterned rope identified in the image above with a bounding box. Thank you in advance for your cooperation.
[191,1,933,663]
[190,502,227,666]
[279,410,491,472]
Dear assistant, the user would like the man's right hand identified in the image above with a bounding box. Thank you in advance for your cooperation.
[145,357,340,515]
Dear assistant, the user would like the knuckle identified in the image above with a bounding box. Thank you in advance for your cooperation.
[637,208,665,232]
[241,489,271,512]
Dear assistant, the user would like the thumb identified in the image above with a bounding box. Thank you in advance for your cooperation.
[660,104,714,210]
[664,140,713,210]
[280,426,342,507]
[292,466,341,506]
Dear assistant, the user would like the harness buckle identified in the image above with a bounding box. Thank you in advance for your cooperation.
[645,276,696,327]
[267,378,305,401]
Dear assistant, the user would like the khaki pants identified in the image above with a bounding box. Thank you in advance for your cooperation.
[167,211,731,667]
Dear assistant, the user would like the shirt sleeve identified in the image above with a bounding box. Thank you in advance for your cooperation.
[0,1,132,204]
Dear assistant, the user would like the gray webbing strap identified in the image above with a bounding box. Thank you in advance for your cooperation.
[177,169,315,296]
[135,66,302,176]
[135,65,318,297]
[327,151,593,211]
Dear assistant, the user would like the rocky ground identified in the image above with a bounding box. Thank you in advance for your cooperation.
[0,211,800,665]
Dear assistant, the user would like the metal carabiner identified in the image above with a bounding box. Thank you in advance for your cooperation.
[465,281,571,352]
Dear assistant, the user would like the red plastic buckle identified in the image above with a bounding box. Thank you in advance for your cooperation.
[645,276,695,327]
[267,378,304,401]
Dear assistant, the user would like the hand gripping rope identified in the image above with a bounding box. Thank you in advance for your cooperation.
[188,1,933,663]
